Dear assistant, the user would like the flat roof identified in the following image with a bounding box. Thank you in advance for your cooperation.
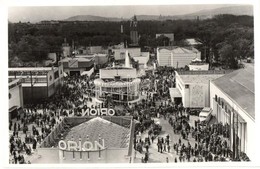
[212,63,254,119]
[64,117,130,148]
[59,57,92,62]
[157,46,199,54]
[9,67,56,71]
[179,74,223,84]
[102,66,134,70]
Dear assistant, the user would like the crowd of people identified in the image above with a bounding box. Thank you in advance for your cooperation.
[9,74,96,164]
[132,67,250,163]
[9,66,250,164]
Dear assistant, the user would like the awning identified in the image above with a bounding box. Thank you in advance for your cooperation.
[169,88,182,98]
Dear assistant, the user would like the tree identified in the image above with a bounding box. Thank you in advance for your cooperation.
[217,42,238,69]
[156,35,170,46]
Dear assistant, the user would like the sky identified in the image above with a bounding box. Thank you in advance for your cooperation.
[8,5,233,23]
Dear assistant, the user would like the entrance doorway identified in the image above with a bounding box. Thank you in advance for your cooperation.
[70,71,80,76]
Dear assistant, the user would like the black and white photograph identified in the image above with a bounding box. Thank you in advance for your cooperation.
[2,0,259,167]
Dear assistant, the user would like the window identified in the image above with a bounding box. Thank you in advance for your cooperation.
[215,95,218,101]
[185,84,189,89]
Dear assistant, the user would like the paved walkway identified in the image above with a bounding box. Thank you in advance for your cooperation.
[134,115,200,163]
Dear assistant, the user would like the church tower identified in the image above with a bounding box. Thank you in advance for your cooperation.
[130,15,139,46]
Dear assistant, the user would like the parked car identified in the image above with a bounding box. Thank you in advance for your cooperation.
[199,107,213,123]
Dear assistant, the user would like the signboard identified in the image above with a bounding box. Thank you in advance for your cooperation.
[68,59,78,68]
[59,139,105,151]
[82,108,115,116]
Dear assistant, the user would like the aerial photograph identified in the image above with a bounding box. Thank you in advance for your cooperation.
[7,4,255,164]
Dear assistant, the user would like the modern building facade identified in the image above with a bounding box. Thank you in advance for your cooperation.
[93,52,140,104]
[36,116,135,163]
[8,66,64,104]
[94,67,141,104]
[59,57,94,76]
[113,48,141,61]
[157,46,201,68]
[210,63,254,161]
[170,70,228,108]
[9,79,24,119]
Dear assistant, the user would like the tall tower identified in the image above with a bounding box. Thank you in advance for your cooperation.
[130,15,138,46]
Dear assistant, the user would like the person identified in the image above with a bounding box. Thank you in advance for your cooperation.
[157,142,160,152]
[145,144,149,152]
[166,157,169,163]
[151,135,154,143]
[141,157,144,163]
[163,143,166,152]
[144,152,149,163]
[174,157,177,163]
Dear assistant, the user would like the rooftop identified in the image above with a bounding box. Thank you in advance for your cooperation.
[102,66,134,70]
[185,38,202,45]
[59,57,93,62]
[64,117,131,148]
[158,46,199,54]
[177,71,226,84]
[9,67,57,72]
[212,63,254,119]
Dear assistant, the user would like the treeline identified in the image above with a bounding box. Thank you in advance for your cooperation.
[8,14,254,68]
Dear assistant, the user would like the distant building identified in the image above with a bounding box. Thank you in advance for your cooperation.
[9,79,23,120]
[113,48,141,61]
[157,46,201,68]
[9,66,64,104]
[188,58,209,71]
[156,33,174,45]
[185,38,202,47]
[94,54,109,66]
[62,38,71,57]
[170,70,231,107]
[130,15,138,46]
[132,52,149,69]
[94,52,141,104]
[43,53,57,66]
[86,46,108,54]
[210,63,254,160]
[59,57,94,76]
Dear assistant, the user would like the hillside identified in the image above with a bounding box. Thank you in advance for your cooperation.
[64,5,253,22]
